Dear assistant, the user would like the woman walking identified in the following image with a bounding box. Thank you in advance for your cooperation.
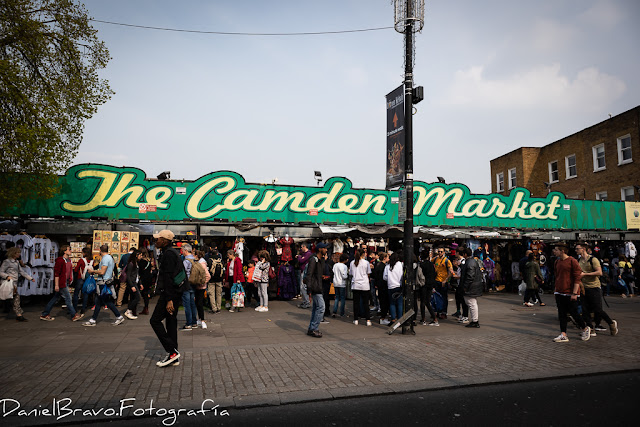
[194,250,210,328]
[523,253,545,307]
[0,247,33,321]
[225,249,245,312]
[253,250,271,312]
[350,250,372,326]
[124,250,143,319]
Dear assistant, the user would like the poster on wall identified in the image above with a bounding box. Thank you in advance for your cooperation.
[92,230,140,260]
[386,84,405,190]
[625,202,640,230]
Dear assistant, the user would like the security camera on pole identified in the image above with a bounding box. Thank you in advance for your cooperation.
[387,0,425,335]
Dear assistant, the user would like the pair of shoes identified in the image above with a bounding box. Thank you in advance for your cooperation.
[581,327,591,341]
[307,330,322,338]
[380,319,390,325]
[201,321,207,329]
[157,351,180,367]
[366,320,372,326]
[257,306,269,312]
[465,321,480,328]
[124,310,137,320]
[71,313,83,322]
[83,319,96,327]
[181,325,192,330]
[523,302,534,307]
[40,315,55,321]
[141,307,149,315]
[594,325,607,332]
[610,320,618,336]
[16,316,28,322]
[255,306,262,311]
[113,316,125,326]
[320,318,330,324]
[553,333,569,342]
[459,317,469,324]
[353,320,359,325]
[428,320,440,326]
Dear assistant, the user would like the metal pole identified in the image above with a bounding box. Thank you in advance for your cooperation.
[402,1,415,335]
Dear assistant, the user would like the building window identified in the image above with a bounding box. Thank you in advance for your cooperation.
[621,186,635,201]
[565,154,577,179]
[508,168,517,189]
[617,135,632,165]
[496,172,504,192]
[592,144,606,171]
[595,191,608,201]
[548,161,559,183]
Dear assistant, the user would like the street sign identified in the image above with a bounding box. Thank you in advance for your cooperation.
[398,188,407,222]
[138,204,157,213]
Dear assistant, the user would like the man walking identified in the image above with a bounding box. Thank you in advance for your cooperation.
[83,244,125,326]
[432,247,453,318]
[180,243,198,330]
[116,246,135,307]
[460,248,483,328]
[305,242,328,338]
[150,230,188,367]
[40,245,82,322]
[575,243,618,336]
[552,242,591,343]
[208,249,224,314]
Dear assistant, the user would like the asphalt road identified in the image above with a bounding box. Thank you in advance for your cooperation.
[76,370,638,427]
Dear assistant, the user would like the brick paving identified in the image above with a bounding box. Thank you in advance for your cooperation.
[1,293,639,425]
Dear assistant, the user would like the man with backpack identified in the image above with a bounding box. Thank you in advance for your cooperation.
[575,243,618,337]
[180,243,200,330]
[150,230,189,367]
[208,249,224,314]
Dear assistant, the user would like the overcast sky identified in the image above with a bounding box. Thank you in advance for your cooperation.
[76,0,640,194]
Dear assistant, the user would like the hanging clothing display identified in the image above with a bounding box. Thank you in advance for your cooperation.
[277,263,297,300]
[279,236,294,262]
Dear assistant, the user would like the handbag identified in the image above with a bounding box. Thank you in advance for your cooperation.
[0,278,14,300]
[100,283,112,299]
[269,266,276,280]
[82,276,97,295]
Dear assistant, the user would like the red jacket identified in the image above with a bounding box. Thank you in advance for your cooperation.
[54,256,73,288]
[554,256,582,295]
[225,257,244,283]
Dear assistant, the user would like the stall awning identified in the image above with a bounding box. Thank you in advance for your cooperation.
[319,225,356,234]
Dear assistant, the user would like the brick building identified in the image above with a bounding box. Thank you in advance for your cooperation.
[490,106,640,201]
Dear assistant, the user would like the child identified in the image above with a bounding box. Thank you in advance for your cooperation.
[245,260,258,307]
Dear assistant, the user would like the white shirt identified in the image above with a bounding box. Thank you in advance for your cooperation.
[332,263,348,288]
[385,262,404,289]
[349,259,371,291]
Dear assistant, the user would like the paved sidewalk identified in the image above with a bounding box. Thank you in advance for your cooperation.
[1,292,639,425]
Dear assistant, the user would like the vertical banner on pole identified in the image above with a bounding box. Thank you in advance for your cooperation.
[386,85,405,189]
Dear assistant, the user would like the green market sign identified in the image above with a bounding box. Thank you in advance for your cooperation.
[11,164,629,230]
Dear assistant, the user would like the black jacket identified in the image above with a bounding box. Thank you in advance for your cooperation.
[460,257,483,298]
[156,245,188,300]
[373,261,387,290]
[420,259,437,288]
[125,261,139,288]
[305,255,325,295]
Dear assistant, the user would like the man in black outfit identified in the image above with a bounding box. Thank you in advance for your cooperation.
[150,229,188,367]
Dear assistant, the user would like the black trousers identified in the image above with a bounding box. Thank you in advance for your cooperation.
[127,287,141,312]
[555,294,586,333]
[378,283,389,318]
[322,281,331,317]
[352,290,371,320]
[582,287,612,328]
[244,283,259,305]
[150,293,181,353]
[194,288,206,320]
[524,288,543,304]
[413,286,436,321]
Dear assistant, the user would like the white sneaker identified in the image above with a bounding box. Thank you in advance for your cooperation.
[366,320,372,326]
[255,306,262,311]
[610,320,618,336]
[261,307,268,312]
[353,320,358,325]
[553,334,569,342]
[460,317,469,324]
[83,318,96,327]
[124,310,137,320]
[380,319,390,325]
[201,321,207,329]
[581,327,591,341]
[113,316,125,326]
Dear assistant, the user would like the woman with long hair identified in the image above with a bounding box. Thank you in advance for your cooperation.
[253,250,271,312]
[124,249,142,319]
[138,248,154,315]
[349,250,372,326]
[0,247,33,321]
[384,252,404,323]
[194,250,210,328]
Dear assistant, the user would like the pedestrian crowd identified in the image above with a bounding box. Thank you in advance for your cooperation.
[1,231,635,368]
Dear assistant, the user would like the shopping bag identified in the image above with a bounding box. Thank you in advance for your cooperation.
[82,276,97,295]
[0,278,13,300]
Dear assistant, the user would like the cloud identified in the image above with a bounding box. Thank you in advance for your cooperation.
[578,0,623,30]
[442,64,626,111]
[530,19,578,52]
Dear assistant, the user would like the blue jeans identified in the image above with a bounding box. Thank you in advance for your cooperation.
[182,288,197,325]
[91,289,121,321]
[72,278,91,313]
[388,287,403,320]
[333,286,346,316]
[308,294,325,332]
[299,272,310,307]
[42,286,76,317]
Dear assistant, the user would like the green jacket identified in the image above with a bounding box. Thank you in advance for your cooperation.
[524,261,542,290]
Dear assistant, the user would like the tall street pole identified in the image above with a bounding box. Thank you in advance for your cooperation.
[402,1,415,335]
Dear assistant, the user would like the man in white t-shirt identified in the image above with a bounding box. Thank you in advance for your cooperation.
[83,244,124,326]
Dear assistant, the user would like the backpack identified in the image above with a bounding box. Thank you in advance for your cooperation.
[430,290,445,312]
[210,258,223,281]
[188,259,206,285]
